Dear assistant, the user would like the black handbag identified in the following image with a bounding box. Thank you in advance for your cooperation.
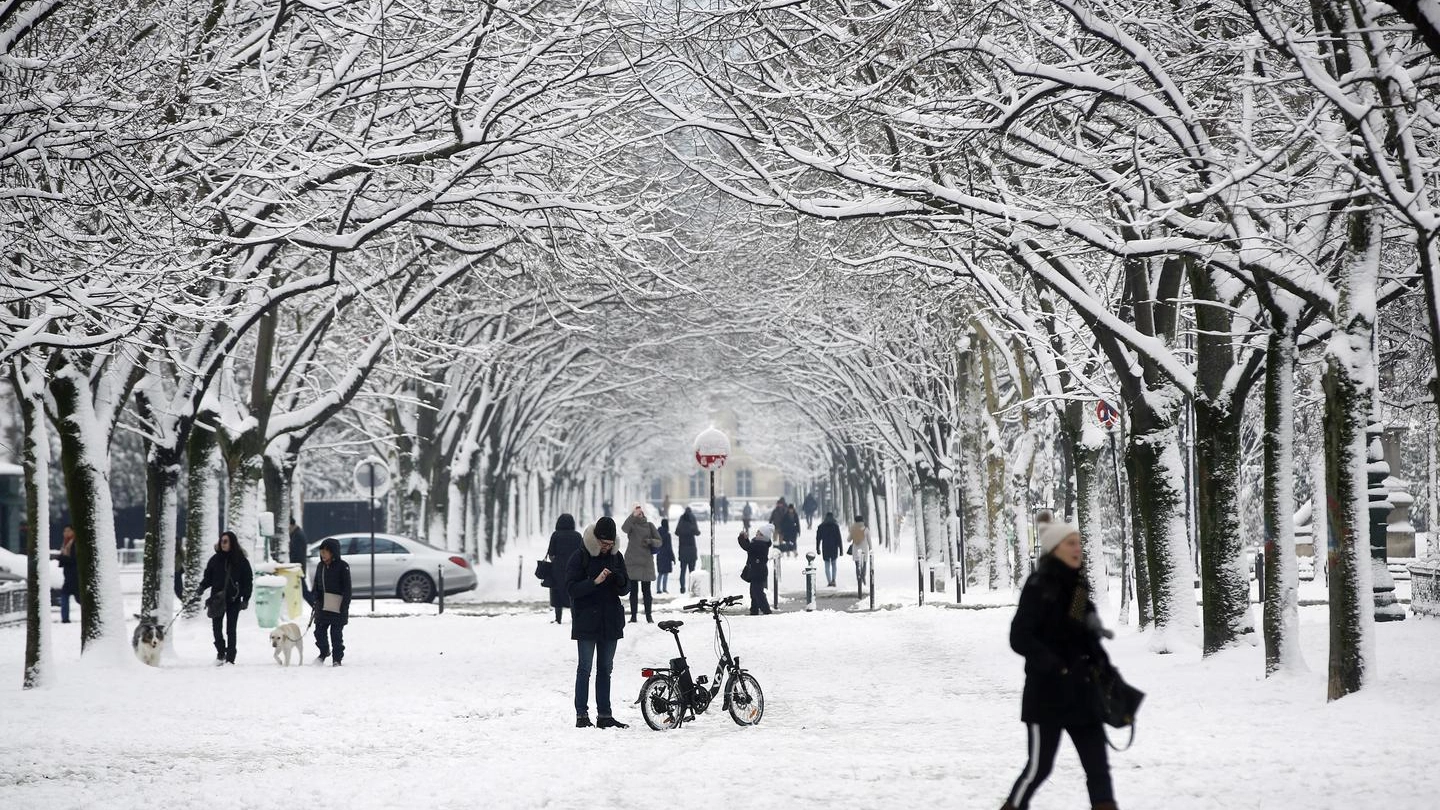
[534,558,553,585]
[1093,662,1145,749]
[739,561,753,583]
[205,592,225,619]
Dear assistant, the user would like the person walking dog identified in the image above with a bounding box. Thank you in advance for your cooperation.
[1000,522,1118,810]
[194,531,253,665]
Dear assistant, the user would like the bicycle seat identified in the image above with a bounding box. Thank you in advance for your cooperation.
[657,620,684,632]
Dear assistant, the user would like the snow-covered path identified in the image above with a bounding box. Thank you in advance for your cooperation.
[4,573,1439,810]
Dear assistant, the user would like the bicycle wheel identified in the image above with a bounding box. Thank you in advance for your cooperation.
[639,675,684,730]
[725,672,764,726]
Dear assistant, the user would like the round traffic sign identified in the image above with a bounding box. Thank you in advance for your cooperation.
[353,456,391,498]
[693,426,731,469]
[1096,400,1121,429]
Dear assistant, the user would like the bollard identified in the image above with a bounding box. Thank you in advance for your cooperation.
[438,566,445,615]
[772,553,780,610]
[804,552,817,612]
[1254,550,1265,603]
[518,555,523,590]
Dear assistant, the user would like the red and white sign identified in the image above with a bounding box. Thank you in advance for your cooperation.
[1096,400,1121,429]
[693,427,731,469]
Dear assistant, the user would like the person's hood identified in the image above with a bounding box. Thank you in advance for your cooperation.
[319,537,342,559]
[555,513,576,532]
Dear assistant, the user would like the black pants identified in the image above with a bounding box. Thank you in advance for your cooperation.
[629,581,653,620]
[678,561,695,593]
[210,602,241,662]
[1007,722,1113,808]
[315,614,346,662]
[554,605,564,623]
[748,576,771,615]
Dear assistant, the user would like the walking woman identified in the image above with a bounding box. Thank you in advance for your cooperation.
[737,524,773,615]
[566,517,630,728]
[194,531,253,665]
[655,518,675,594]
[311,537,352,666]
[621,503,663,623]
[546,514,584,624]
[1000,522,1116,810]
[674,507,701,594]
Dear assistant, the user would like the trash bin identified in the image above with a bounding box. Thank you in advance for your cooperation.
[273,564,305,620]
[252,575,286,628]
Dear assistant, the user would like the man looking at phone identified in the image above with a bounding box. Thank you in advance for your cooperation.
[566,516,631,729]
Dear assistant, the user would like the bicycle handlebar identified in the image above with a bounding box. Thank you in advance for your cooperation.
[682,595,744,612]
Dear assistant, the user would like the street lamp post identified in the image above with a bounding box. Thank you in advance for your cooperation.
[353,457,391,613]
[694,427,731,596]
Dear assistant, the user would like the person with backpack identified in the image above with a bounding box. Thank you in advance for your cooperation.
[566,517,630,729]
[999,522,1117,810]
[310,537,352,666]
[737,524,773,615]
[194,531,254,665]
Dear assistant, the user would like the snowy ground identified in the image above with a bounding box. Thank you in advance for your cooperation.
[3,524,1438,810]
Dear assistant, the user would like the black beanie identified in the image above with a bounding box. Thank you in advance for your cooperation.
[594,516,617,541]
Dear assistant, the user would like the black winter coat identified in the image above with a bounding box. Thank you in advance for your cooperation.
[738,533,771,580]
[815,518,843,559]
[1010,557,1105,727]
[655,522,675,575]
[312,552,353,625]
[198,552,254,605]
[55,543,79,591]
[546,514,584,609]
[675,513,701,565]
[566,526,630,641]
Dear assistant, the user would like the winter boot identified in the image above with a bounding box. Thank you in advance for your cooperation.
[596,716,629,729]
[575,716,593,728]
[1092,804,1118,810]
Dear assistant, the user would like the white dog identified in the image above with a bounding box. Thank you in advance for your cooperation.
[132,619,164,667]
[270,622,304,666]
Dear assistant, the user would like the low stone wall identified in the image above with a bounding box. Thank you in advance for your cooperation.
[1409,557,1440,618]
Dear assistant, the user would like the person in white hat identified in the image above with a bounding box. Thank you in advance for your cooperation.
[737,524,774,615]
[1000,522,1118,810]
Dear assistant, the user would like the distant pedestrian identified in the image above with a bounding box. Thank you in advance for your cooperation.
[781,504,801,556]
[768,498,787,533]
[195,531,254,665]
[738,525,773,615]
[815,512,843,587]
[847,515,871,590]
[621,503,663,623]
[288,517,310,601]
[567,517,630,729]
[52,524,79,624]
[310,537,352,666]
[718,495,730,523]
[999,522,1116,810]
[656,518,675,594]
[675,508,701,594]
[546,514,584,624]
[741,502,753,532]
[802,492,818,529]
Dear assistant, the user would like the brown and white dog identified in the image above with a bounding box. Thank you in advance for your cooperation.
[132,618,164,667]
[270,622,304,666]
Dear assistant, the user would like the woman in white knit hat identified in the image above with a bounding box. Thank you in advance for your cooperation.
[1000,522,1117,810]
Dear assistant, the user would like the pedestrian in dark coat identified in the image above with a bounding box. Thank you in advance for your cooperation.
[194,531,254,665]
[51,525,79,624]
[768,499,787,533]
[738,524,773,615]
[801,492,818,529]
[1001,522,1116,810]
[674,508,701,594]
[310,537,352,666]
[781,504,801,556]
[815,512,843,587]
[288,517,310,602]
[546,514,584,624]
[621,504,663,623]
[655,518,675,593]
[566,517,630,729]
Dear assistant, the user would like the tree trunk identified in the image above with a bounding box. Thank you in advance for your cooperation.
[1194,398,1254,654]
[1323,355,1375,699]
[184,422,221,613]
[1125,446,1153,629]
[1263,329,1305,674]
[1126,416,1198,648]
[50,362,128,656]
[139,445,182,623]
[14,364,52,688]
[1073,429,1109,608]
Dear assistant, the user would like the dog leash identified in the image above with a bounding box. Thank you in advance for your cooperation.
[155,591,205,637]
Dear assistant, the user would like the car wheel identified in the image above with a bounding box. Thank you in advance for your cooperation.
[397,571,436,603]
